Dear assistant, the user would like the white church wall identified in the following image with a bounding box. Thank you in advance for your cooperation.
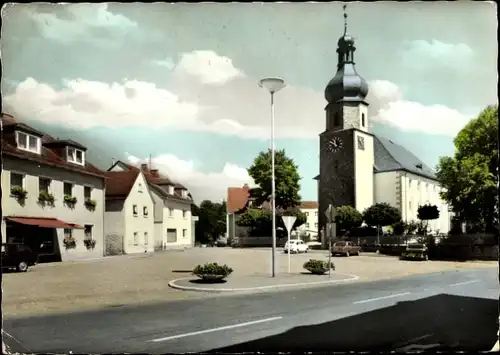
[354,130,374,213]
[399,172,451,234]
[374,171,399,208]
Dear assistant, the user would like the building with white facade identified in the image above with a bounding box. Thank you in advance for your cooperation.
[315,15,452,242]
[1,113,107,262]
[104,170,155,254]
[108,161,195,250]
[297,201,319,240]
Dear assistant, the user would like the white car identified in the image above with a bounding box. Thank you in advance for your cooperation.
[284,239,309,254]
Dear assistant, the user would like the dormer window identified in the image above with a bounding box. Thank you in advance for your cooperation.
[167,185,174,195]
[416,163,423,169]
[67,147,85,165]
[16,131,41,154]
[181,190,187,198]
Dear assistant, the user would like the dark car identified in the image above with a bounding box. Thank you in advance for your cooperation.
[1,243,38,272]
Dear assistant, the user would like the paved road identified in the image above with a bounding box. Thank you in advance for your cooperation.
[4,267,498,353]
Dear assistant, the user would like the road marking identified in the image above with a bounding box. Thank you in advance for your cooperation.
[149,316,283,343]
[449,280,480,287]
[395,343,441,352]
[353,292,411,304]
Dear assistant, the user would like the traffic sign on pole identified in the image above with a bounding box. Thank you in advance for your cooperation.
[324,204,337,223]
[282,215,297,274]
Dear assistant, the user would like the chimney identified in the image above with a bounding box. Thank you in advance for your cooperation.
[141,163,148,171]
[150,169,159,177]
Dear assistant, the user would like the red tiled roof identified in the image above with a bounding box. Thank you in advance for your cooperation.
[104,170,140,199]
[43,139,87,151]
[299,201,318,209]
[1,114,107,179]
[227,184,251,213]
[6,216,84,229]
[110,161,191,202]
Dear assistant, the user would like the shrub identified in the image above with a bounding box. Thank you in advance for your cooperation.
[38,191,55,205]
[303,259,335,274]
[84,199,97,210]
[64,195,77,206]
[193,263,233,279]
[84,239,97,250]
[11,186,28,200]
[63,237,76,250]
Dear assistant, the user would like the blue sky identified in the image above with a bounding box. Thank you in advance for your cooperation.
[1,2,497,202]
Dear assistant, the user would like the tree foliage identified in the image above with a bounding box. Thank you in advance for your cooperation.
[363,203,402,228]
[247,149,302,209]
[417,204,440,222]
[335,205,363,235]
[436,105,498,232]
[192,200,227,244]
[237,207,306,237]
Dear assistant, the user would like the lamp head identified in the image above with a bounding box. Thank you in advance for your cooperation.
[259,77,286,94]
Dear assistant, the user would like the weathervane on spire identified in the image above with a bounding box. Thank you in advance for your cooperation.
[343,4,348,35]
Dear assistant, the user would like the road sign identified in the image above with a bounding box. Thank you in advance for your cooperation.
[326,222,337,240]
[281,216,297,232]
[324,204,337,223]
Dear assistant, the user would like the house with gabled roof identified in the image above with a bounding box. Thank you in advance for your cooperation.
[1,113,107,262]
[107,160,195,250]
[104,169,155,255]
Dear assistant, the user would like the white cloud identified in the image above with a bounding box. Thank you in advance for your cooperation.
[173,50,245,85]
[151,57,175,70]
[29,4,138,46]
[399,39,474,70]
[126,153,254,203]
[4,51,472,138]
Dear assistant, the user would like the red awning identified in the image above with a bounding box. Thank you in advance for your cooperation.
[6,217,84,229]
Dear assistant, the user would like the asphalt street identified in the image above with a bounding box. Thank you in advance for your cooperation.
[3,267,499,353]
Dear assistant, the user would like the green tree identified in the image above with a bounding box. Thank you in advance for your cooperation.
[247,149,301,209]
[335,205,363,236]
[363,203,402,242]
[436,105,498,232]
[237,206,306,237]
[192,200,227,244]
[417,204,440,235]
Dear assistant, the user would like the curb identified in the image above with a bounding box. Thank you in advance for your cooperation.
[491,340,499,352]
[168,273,359,292]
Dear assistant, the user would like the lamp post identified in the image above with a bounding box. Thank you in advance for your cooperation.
[259,77,286,278]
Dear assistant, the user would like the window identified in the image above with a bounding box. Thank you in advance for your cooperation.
[64,229,72,239]
[357,136,365,150]
[133,232,138,246]
[84,225,93,240]
[168,208,174,217]
[63,182,73,196]
[361,113,366,127]
[315,211,318,217]
[315,223,318,228]
[67,147,85,165]
[167,185,174,195]
[305,223,310,228]
[39,177,51,193]
[144,232,149,245]
[305,212,309,216]
[333,112,341,126]
[181,190,187,198]
[182,210,187,218]
[143,206,149,217]
[133,204,138,216]
[16,131,40,154]
[10,173,24,189]
[138,183,143,193]
[84,186,92,200]
[182,229,187,238]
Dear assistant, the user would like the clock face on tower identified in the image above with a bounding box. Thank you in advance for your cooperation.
[327,137,344,152]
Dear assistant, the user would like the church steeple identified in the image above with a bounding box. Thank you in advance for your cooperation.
[325,4,369,104]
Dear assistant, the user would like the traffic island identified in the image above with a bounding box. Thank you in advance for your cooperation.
[168,272,359,292]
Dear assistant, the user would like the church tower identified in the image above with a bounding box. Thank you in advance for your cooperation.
[318,5,375,242]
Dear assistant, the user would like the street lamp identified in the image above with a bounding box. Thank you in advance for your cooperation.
[259,77,286,278]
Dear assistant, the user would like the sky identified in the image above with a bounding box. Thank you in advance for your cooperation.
[1,2,497,203]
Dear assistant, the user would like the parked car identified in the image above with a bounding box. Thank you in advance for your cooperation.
[1,243,38,272]
[332,241,361,257]
[284,239,309,254]
[400,243,428,261]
